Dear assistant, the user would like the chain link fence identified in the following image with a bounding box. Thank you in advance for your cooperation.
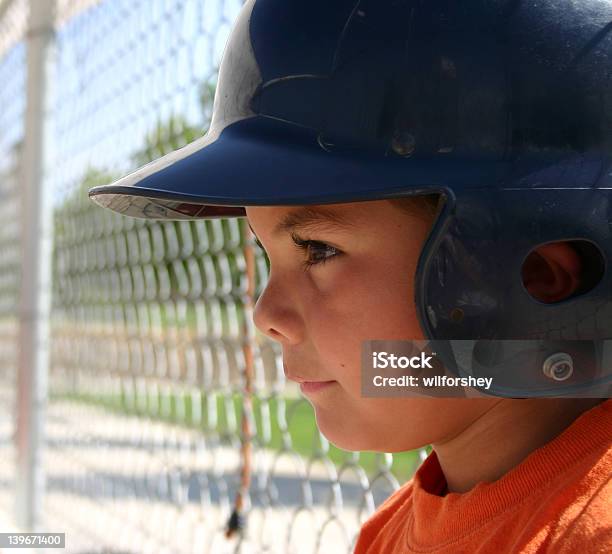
[0,1,427,552]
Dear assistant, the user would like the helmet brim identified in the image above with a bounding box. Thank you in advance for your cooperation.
[88,115,509,220]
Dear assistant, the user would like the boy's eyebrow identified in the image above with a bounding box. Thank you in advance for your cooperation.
[274,206,356,235]
[247,206,357,240]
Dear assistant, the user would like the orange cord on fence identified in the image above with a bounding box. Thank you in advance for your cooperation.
[225,222,256,539]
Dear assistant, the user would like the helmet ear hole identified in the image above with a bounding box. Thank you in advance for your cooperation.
[569,240,606,296]
[521,240,605,303]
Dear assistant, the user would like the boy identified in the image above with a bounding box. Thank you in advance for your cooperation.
[89,1,612,552]
[247,200,609,553]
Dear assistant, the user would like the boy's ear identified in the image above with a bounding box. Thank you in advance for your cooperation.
[521,242,583,303]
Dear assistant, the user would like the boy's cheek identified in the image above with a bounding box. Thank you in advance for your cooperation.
[305,303,422,387]
[299,259,423,388]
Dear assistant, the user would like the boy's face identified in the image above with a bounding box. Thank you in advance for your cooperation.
[246,199,497,452]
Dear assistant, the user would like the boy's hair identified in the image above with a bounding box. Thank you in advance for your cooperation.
[389,194,445,222]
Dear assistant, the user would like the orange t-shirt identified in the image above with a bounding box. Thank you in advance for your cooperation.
[354,400,612,553]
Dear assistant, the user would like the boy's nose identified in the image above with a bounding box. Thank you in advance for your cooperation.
[253,277,304,345]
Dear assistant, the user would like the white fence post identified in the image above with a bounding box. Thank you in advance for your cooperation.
[15,0,56,531]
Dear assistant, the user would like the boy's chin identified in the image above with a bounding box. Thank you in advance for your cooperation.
[315,410,412,452]
[321,430,424,453]
[313,412,364,451]
[314,411,424,453]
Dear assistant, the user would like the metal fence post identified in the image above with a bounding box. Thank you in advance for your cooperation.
[15,0,56,531]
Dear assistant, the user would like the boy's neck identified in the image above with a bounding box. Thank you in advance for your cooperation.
[432,398,605,494]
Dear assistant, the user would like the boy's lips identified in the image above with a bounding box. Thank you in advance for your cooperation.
[299,380,336,394]
[283,366,336,390]
[286,373,336,385]
[285,368,336,394]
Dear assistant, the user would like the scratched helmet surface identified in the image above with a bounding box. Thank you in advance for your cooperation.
[88,0,612,396]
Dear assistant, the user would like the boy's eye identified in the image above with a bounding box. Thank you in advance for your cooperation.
[291,233,341,270]
[251,232,342,271]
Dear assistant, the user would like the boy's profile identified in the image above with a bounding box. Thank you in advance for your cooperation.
[89,1,612,552]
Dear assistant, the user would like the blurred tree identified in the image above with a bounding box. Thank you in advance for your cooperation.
[132,74,217,166]
[131,114,204,167]
[126,73,226,305]
[52,166,121,311]
[52,72,226,315]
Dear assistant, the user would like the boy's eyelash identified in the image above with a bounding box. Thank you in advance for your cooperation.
[290,232,341,271]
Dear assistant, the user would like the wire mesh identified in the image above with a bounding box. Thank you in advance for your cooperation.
[0,0,427,552]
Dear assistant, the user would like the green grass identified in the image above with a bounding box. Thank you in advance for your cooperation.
[52,388,428,482]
